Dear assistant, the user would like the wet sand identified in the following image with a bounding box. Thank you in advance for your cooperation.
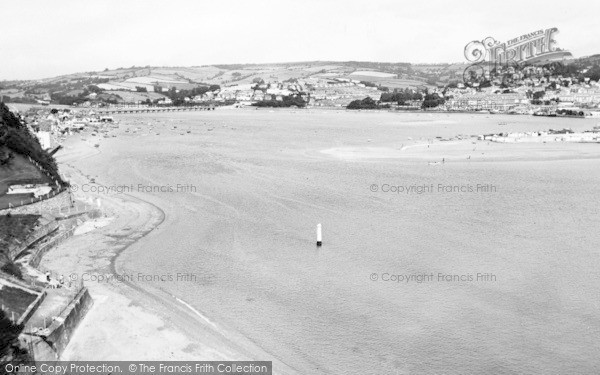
[42,137,297,372]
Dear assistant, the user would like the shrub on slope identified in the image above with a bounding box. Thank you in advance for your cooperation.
[0,103,64,185]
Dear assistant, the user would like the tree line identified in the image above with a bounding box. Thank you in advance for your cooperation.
[252,95,307,108]
[0,103,65,185]
[379,88,423,104]
[159,85,221,106]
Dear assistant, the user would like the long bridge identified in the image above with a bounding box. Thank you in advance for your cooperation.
[98,106,216,115]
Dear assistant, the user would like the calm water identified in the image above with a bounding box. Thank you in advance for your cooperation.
[75,111,600,374]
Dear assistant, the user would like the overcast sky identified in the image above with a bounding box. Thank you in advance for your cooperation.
[1,0,599,80]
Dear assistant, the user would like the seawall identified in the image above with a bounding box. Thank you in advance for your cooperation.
[28,287,94,360]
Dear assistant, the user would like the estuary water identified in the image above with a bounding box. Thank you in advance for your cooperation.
[75,110,600,374]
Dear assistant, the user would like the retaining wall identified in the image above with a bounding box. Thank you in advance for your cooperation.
[45,287,93,356]
[26,209,101,268]
[8,222,59,261]
[0,190,72,216]
[28,227,77,268]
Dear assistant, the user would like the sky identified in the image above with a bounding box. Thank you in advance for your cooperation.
[1,0,600,80]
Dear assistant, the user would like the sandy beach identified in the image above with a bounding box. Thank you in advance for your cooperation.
[321,137,600,163]
[41,135,297,372]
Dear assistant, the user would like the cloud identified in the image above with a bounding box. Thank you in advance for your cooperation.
[1,0,599,79]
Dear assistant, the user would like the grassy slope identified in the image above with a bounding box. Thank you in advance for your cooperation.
[35,63,430,89]
[0,103,64,186]
[0,214,40,272]
[0,147,51,195]
[0,103,58,270]
[0,147,53,209]
[0,285,38,316]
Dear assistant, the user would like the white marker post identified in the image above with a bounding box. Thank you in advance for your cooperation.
[316,223,322,247]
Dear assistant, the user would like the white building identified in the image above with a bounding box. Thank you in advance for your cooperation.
[36,131,52,150]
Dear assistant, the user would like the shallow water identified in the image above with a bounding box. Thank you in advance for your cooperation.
[74,110,600,374]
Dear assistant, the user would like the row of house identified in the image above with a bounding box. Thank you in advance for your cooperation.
[179,77,382,106]
[442,78,600,112]
[20,107,113,150]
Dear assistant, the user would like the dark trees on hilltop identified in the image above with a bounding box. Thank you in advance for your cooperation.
[380,89,423,104]
[421,92,445,108]
[252,95,307,108]
[347,97,379,109]
[163,85,221,105]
